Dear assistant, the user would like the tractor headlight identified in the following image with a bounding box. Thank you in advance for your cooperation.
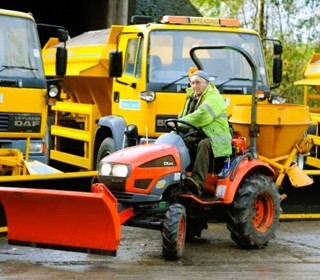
[99,162,130,177]
[100,162,112,175]
[112,164,129,177]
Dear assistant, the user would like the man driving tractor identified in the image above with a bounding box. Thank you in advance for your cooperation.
[168,70,232,196]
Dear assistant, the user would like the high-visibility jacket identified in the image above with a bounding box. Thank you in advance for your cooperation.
[179,83,232,158]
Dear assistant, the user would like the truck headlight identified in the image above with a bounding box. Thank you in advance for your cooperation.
[48,84,60,98]
[269,94,286,104]
[99,162,130,177]
[29,142,44,154]
[140,90,156,102]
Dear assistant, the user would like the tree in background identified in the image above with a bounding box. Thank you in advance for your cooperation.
[190,0,320,103]
[135,0,201,20]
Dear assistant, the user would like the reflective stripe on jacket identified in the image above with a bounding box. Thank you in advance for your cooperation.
[178,83,232,157]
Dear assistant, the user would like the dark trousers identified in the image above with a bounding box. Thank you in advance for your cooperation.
[185,137,226,189]
[185,137,212,189]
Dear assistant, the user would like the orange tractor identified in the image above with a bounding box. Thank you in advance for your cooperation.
[0,44,295,260]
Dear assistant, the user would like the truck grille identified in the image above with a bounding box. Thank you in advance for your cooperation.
[0,113,41,133]
[0,114,9,131]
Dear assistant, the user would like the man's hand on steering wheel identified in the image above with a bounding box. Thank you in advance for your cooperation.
[164,119,202,139]
[166,121,175,128]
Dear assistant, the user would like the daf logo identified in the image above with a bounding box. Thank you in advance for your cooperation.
[14,115,41,127]
[15,120,40,127]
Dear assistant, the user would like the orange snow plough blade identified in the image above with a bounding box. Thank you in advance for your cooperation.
[0,183,134,256]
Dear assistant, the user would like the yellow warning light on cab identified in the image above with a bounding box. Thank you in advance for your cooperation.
[161,15,240,27]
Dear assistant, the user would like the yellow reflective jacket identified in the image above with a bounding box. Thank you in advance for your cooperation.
[179,83,232,157]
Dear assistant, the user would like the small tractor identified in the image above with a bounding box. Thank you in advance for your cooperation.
[0,44,285,260]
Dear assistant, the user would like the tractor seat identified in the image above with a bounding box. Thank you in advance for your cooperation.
[213,156,226,174]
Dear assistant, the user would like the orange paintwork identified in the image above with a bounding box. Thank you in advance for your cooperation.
[183,157,275,205]
[0,183,132,254]
[100,144,182,194]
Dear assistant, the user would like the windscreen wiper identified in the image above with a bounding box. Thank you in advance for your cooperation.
[162,74,189,90]
[0,65,38,73]
[216,77,253,88]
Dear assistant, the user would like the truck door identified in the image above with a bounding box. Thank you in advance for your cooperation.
[111,34,149,136]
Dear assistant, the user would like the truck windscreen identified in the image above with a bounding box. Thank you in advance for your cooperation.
[147,30,267,94]
[0,14,45,86]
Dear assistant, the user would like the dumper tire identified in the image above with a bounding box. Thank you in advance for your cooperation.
[96,137,115,169]
[227,174,282,249]
[162,203,186,260]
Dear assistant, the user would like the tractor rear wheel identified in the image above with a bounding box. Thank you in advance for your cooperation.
[162,203,186,260]
[227,174,282,249]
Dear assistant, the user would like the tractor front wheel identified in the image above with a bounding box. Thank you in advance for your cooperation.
[162,203,186,260]
[227,174,282,249]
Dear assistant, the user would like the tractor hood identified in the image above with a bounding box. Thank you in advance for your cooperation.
[100,143,181,166]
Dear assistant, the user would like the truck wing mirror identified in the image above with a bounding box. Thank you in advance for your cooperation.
[56,47,67,76]
[109,50,123,77]
[273,57,282,84]
[58,28,69,43]
[274,43,283,55]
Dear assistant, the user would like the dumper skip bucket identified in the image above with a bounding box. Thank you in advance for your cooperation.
[229,104,311,159]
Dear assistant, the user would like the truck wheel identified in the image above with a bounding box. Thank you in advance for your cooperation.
[307,125,316,158]
[227,174,282,249]
[95,137,114,169]
[162,203,186,260]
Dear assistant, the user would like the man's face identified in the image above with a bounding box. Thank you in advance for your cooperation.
[190,76,208,97]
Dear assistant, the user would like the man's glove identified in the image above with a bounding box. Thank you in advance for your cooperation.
[166,121,175,128]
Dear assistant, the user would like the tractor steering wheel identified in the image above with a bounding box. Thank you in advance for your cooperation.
[165,119,202,139]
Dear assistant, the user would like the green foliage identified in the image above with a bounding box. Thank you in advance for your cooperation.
[135,0,201,21]
[279,43,314,105]
[190,0,320,106]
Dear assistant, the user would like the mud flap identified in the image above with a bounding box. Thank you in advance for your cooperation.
[0,183,133,255]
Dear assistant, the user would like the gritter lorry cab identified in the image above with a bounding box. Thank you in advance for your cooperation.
[42,15,283,171]
[0,9,68,176]
[294,51,320,174]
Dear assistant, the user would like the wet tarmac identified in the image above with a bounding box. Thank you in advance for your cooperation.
[0,220,319,279]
